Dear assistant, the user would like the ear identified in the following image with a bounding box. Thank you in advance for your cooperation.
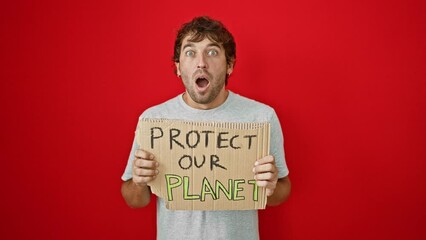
[175,62,181,76]
[226,60,234,75]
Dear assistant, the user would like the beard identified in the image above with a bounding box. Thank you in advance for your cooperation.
[181,69,227,105]
[186,80,225,104]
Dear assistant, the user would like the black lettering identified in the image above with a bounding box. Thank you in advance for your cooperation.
[217,132,229,148]
[210,154,227,171]
[201,130,214,147]
[150,127,163,149]
[230,135,241,149]
[186,130,200,148]
[243,135,257,149]
[194,155,206,168]
[178,155,192,170]
[170,128,185,149]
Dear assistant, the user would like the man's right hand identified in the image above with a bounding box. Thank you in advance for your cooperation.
[132,149,159,187]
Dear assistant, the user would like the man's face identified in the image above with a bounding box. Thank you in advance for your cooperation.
[175,35,233,109]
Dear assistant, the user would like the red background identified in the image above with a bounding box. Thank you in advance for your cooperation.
[1,0,425,239]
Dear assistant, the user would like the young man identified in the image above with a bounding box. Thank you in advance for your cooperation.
[121,16,291,240]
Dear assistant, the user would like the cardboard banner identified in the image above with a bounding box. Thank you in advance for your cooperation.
[135,119,270,210]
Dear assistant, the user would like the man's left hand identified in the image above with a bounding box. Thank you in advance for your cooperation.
[253,155,278,196]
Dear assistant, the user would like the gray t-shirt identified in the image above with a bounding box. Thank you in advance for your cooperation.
[122,91,289,240]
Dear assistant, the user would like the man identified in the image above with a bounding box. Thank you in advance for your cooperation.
[121,16,291,240]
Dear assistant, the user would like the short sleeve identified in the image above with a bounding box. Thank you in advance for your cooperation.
[121,135,138,181]
[269,110,289,178]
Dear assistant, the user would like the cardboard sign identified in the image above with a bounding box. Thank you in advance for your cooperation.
[135,119,270,210]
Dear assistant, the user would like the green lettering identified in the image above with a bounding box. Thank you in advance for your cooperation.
[200,177,217,201]
[233,179,245,201]
[215,179,233,200]
[165,174,182,201]
[183,176,200,200]
[248,180,259,202]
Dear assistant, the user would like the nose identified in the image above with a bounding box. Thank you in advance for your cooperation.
[197,54,207,69]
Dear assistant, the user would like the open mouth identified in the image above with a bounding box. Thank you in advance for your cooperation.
[196,77,209,88]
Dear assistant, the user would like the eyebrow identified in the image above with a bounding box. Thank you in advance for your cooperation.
[182,43,195,50]
[206,42,221,49]
[182,42,222,50]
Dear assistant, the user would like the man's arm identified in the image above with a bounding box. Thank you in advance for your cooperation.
[121,180,152,208]
[266,176,291,206]
[121,149,159,208]
[253,155,291,206]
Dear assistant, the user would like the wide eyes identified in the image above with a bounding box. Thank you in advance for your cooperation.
[184,49,219,57]
[185,50,195,57]
[207,49,218,56]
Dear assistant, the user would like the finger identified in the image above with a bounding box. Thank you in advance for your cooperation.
[134,158,159,169]
[255,155,275,165]
[134,168,159,177]
[256,173,280,197]
[135,149,154,159]
[253,163,276,174]
[133,175,156,185]
[254,172,276,181]
[255,180,276,189]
